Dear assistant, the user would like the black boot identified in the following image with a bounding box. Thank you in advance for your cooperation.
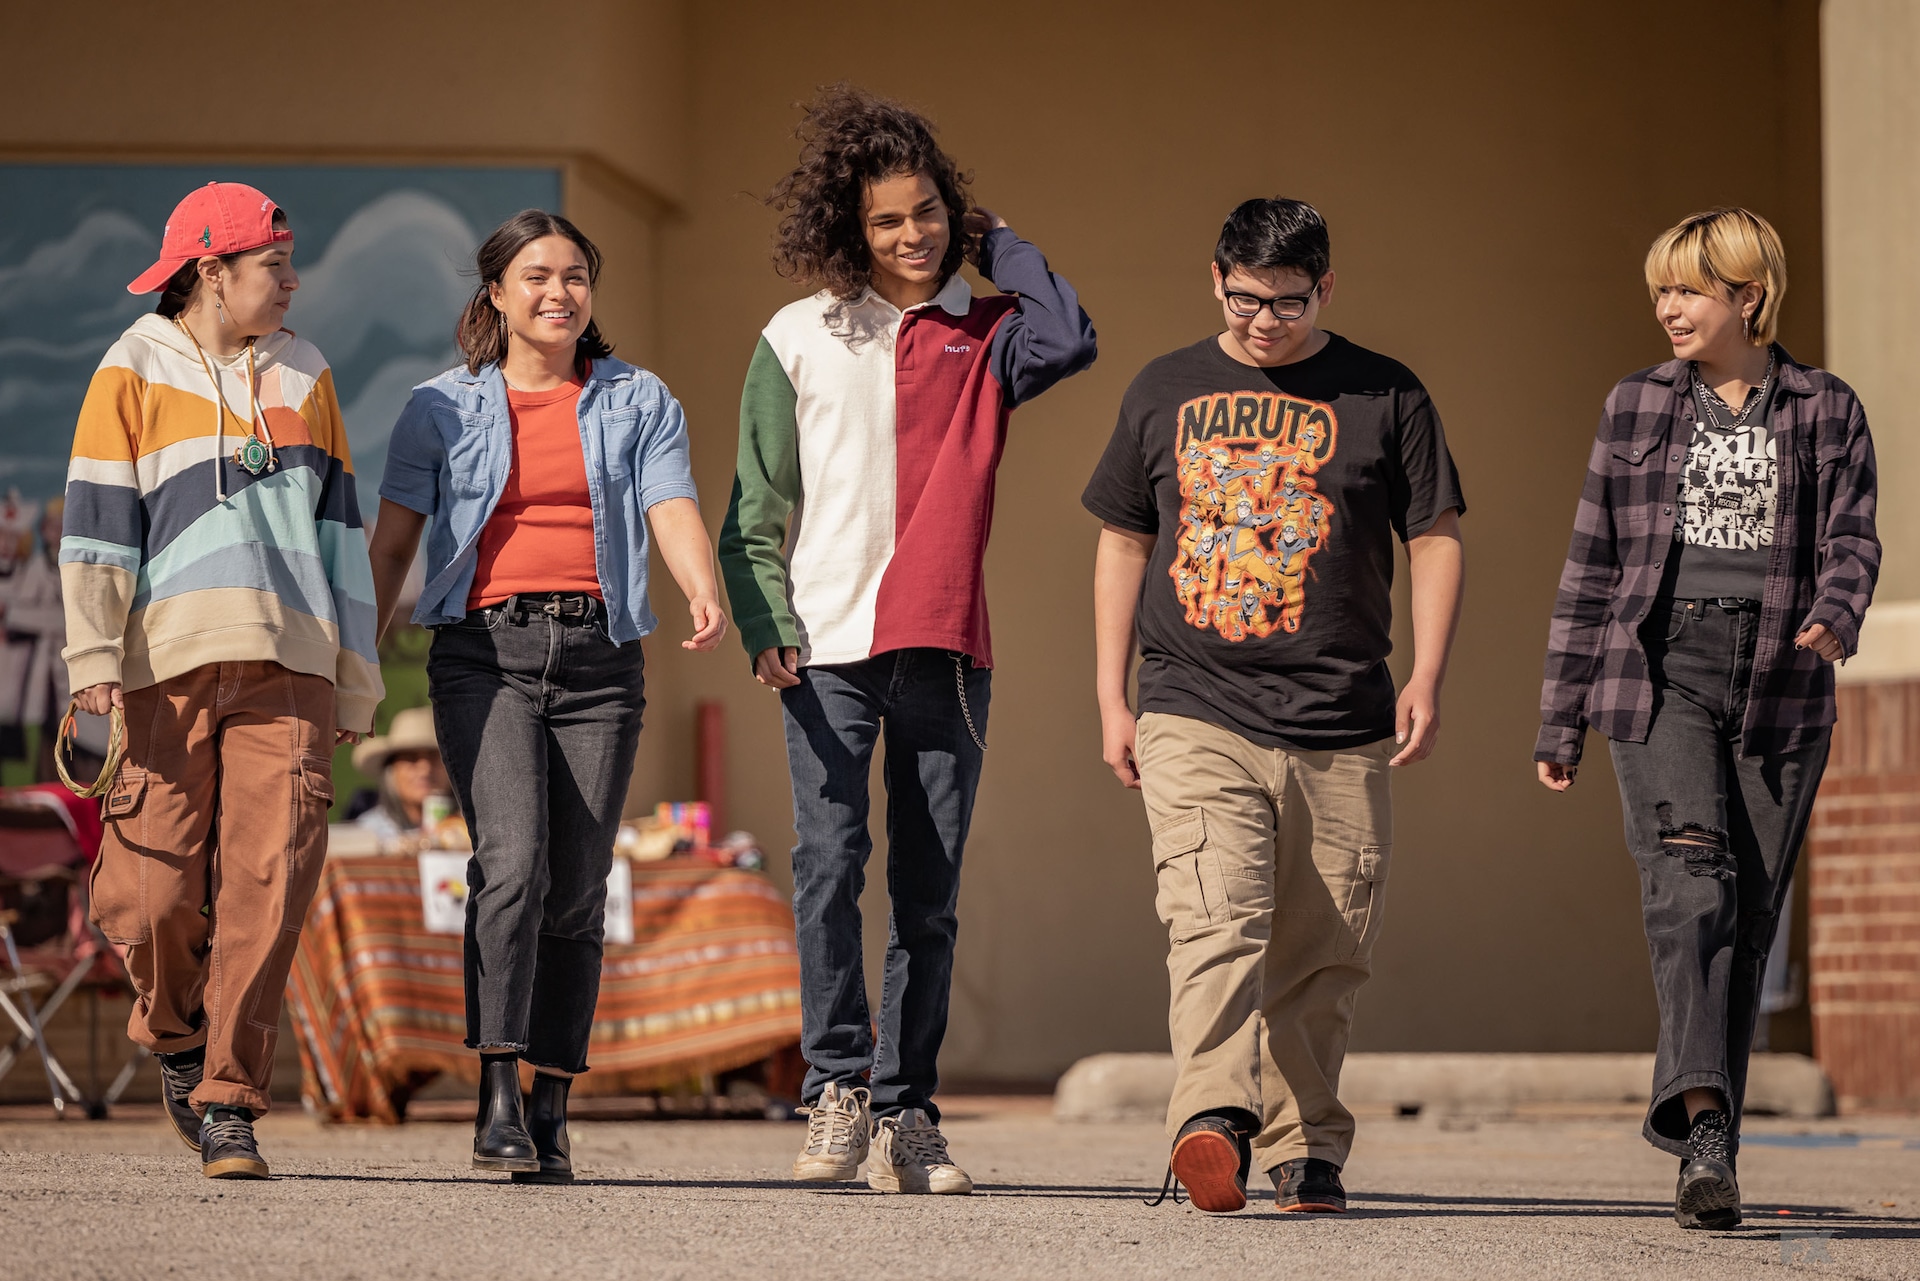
[1675,1109,1741,1229]
[513,1071,575,1184]
[472,1054,539,1173]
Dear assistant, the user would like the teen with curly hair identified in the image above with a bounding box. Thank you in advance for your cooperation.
[719,84,1097,1195]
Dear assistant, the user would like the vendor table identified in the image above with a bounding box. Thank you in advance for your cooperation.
[288,852,801,1121]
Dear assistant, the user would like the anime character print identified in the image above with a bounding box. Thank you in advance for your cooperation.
[1170,390,1337,639]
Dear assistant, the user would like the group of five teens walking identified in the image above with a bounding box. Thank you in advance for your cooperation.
[61,87,1877,1230]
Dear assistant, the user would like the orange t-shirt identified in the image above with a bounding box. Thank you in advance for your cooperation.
[467,380,602,608]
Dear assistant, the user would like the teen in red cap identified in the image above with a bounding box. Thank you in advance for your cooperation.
[62,181,380,1179]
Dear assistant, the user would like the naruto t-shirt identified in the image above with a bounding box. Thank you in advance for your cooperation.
[1081,332,1466,750]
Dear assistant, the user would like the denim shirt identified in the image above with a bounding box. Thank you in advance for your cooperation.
[379,357,699,643]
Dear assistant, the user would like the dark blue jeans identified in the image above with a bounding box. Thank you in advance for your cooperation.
[1609,599,1829,1159]
[780,648,990,1121]
[428,599,646,1074]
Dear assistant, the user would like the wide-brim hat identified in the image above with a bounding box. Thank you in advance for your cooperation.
[351,706,441,776]
[127,181,294,295]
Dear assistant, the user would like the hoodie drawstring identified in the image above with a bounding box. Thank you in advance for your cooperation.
[175,320,268,503]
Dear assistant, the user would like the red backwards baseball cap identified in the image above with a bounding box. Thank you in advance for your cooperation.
[126,182,294,295]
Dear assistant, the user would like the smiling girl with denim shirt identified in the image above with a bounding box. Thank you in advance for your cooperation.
[367,210,725,1183]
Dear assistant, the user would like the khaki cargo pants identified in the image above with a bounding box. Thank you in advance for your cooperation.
[89,661,334,1116]
[1136,712,1393,1171]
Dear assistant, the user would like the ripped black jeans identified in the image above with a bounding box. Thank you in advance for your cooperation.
[1608,598,1829,1160]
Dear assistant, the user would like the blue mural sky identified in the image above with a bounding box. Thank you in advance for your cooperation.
[0,164,560,520]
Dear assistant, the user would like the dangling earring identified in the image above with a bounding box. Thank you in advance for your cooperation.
[1743,313,1752,342]
[216,291,228,326]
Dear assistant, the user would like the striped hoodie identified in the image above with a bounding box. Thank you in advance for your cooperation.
[719,227,1096,668]
[60,314,382,731]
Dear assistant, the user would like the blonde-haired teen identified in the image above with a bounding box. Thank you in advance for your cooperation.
[62,182,382,1178]
[1536,207,1879,1229]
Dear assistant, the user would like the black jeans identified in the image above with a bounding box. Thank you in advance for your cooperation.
[428,599,646,1074]
[779,648,990,1121]
[1608,599,1829,1159]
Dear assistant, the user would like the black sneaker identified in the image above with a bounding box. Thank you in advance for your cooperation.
[1272,1158,1347,1212]
[156,1045,205,1153]
[1675,1109,1740,1229]
[1151,1114,1252,1213]
[199,1106,269,1179]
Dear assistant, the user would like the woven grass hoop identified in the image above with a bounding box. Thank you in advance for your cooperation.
[55,699,126,799]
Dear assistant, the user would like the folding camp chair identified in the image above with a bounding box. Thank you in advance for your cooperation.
[0,787,149,1117]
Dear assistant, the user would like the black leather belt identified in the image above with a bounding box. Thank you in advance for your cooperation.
[504,592,601,624]
[1676,597,1761,613]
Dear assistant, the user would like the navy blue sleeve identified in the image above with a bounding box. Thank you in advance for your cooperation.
[979,226,1097,408]
[379,388,444,516]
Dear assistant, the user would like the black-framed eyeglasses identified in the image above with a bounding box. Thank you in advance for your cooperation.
[1224,280,1323,321]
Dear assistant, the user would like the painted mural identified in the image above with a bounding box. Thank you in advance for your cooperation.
[0,163,560,774]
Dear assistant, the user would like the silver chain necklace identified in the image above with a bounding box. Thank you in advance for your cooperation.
[1691,352,1775,431]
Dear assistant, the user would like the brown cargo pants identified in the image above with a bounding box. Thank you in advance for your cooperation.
[1135,712,1394,1171]
[89,661,334,1116]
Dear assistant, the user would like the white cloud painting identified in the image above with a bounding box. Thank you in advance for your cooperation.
[0,164,561,520]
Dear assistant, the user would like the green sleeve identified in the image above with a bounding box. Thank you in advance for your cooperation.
[718,336,803,658]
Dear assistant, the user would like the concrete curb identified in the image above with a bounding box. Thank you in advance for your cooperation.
[1052,1052,1833,1121]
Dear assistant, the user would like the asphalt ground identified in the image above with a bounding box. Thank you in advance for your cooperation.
[2,1099,1917,1280]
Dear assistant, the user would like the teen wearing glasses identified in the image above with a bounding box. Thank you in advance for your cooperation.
[1536,208,1878,1229]
[1085,197,1465,1214]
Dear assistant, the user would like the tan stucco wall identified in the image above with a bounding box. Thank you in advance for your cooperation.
[4,1,688,204]
[641,0,1826,1077]
[6,0,1830,1080]
[1824,1,1919,617]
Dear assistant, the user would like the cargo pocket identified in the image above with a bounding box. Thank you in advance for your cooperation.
[287,756,335,916]
[299,755,335,808]
[89,766,150,945]
[1151,808,1228,942]
[1338,844,1392,961]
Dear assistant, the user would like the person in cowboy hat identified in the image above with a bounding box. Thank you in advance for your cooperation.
[348,705,451,842]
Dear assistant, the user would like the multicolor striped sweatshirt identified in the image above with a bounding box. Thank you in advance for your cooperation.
[60,314,383,732]
[719,227,1096,668]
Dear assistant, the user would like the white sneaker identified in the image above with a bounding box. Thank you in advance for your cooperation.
[866,1108,973,1195]
[792,1081,872,1182]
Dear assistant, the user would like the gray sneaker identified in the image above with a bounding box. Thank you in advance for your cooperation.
[866,1108,972,1195]
[791,1081,872,1182]
[156,1046,205,1153]
[199,1106,268,1180]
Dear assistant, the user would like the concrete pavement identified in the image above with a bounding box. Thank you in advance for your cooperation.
[3,1100,1917,1280]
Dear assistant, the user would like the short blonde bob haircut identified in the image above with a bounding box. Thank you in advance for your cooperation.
[1644,207,1788,347]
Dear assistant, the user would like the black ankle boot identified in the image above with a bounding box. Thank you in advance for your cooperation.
[1675,1109,1740,1229]
[473,1055,539,1173]
[513,1072,575,1184]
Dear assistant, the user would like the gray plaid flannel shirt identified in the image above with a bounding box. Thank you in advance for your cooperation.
[1536,347,1879,765]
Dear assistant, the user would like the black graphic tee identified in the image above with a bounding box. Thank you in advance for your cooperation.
[1666,384,1774,602]
[1082,333,1466,750]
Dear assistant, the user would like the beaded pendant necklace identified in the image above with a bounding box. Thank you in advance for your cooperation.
[175,318,275,500]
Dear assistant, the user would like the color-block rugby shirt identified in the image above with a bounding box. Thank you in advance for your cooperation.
[1535,346,1878,765]
[720,228,1096,668]
[60,314,383,732]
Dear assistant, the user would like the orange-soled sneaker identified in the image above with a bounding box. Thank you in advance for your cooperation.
[1272,1157,1347,1212]
[1165,1115,1251,1213]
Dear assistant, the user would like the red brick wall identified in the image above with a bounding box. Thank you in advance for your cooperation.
[1805,680,1920,1112]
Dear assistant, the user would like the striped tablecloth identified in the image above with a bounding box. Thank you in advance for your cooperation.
[288,853,802,1122]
